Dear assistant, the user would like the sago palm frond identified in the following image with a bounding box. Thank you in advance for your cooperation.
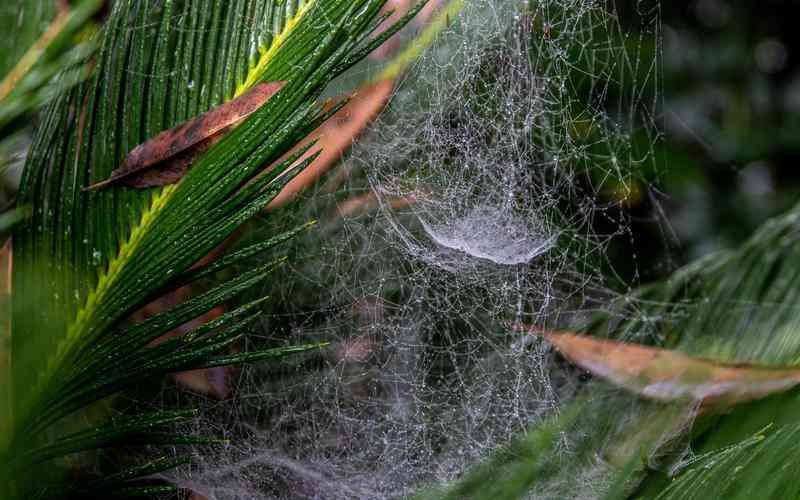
[593,200,800,499]
[0,0,104,139]
[1,0,424,497]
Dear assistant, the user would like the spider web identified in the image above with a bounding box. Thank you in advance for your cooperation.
[166,1,663,498]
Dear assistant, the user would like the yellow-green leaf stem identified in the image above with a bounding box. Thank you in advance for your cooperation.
[237,0,317,96]
[0,11,70,101]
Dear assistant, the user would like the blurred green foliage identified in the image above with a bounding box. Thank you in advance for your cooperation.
[612,0,800,282]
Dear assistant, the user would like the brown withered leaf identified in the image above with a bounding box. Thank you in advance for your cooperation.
[124,129,224,188]
[266,78,396,209]
[84,81,286,191]
[518,326,800,410]
[330,191,416,220]
[263,1,444,209]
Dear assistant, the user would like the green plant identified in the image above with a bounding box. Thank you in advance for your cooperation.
[0,0,104,139]
[0,0,424,497]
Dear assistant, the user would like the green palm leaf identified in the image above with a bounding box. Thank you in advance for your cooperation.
[2,0,423,496]
[0,0,103,138]
[598,201,800,499]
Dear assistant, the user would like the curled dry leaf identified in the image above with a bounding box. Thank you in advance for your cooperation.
[84,81,286,191]
[268,0,444,209]
[518,326,800,411]
[266,78,396,209]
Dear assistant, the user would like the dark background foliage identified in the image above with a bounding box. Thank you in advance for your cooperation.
[609,0,800,284]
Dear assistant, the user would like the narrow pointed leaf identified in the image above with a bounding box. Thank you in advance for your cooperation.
[532,329,800,409]
[17,409,199,466]
[85,80,287,190]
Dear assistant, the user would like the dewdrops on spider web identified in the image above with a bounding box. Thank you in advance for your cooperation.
[167,1,662,498]
[418,202,557,267]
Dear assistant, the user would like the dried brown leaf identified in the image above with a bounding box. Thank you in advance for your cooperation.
[263,0,448,207]
[266,78,396,209]
[520,326,800,410]
[330,191,416,220]
[84,81,286,191]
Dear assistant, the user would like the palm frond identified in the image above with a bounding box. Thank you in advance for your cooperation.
[587,201,800,498]
[3,0,424,496]
[0,0,103,138]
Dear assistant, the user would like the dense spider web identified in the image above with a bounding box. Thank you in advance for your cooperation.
[165,0,662,498]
